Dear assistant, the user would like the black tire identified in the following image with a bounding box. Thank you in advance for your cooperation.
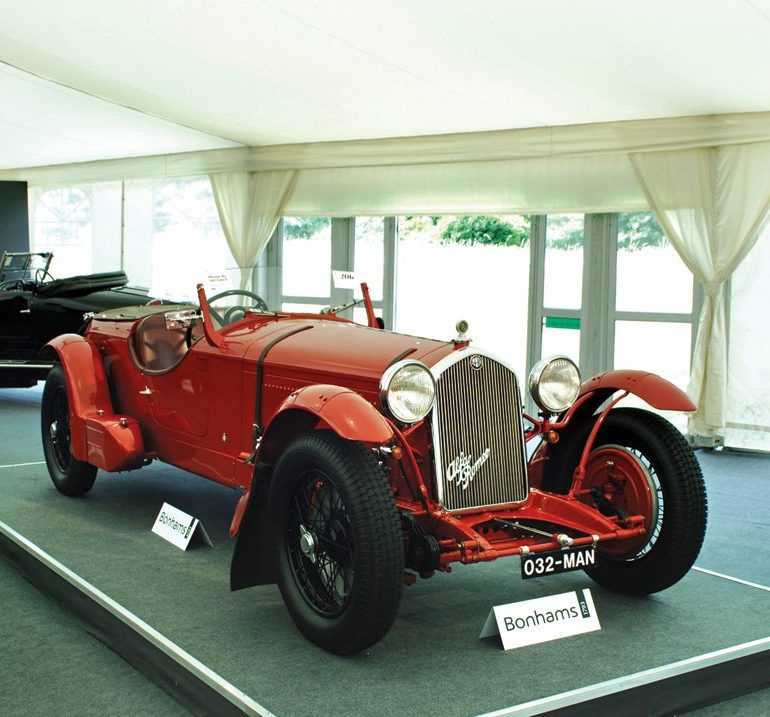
[41,365,97,496]
[543,407,707,595]
[269,431,404,654]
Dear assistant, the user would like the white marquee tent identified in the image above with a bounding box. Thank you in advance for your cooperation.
[1,0,770,447]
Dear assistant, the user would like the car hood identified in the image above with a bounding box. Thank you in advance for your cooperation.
[240,318,457,386]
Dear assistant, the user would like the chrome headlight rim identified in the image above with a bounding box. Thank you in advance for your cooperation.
[528,355,581,415]
[379,359,436,424]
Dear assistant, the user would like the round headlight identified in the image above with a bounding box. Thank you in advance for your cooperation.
[379,360,436,424]
[528,356,581,415]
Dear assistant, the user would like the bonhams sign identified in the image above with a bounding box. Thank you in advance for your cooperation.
[480,589,601,650]
[152,502,212,551]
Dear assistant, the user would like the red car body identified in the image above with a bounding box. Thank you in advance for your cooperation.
[41,285,707,654]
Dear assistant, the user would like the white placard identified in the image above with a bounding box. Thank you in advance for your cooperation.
[203,272,231,296]
[480,589,601,650]
[152,502,213,551]
[332,269,358,290]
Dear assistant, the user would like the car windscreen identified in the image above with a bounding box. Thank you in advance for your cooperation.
[0,252,53,283]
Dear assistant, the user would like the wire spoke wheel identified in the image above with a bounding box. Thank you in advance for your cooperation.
[41,365,97,496]
[50,386,73,473]
[270,431,404,654]
[286,471,355,616]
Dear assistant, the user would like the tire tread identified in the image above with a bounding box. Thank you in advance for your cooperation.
[271,431,403,654]
[41,365,97,497]
[587,408,707,594]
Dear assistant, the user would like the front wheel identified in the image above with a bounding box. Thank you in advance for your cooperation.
[269,431,404,654]
[41,365,97,496]
[546,408,707,595]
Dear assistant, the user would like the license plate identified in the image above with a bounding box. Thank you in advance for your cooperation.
[520,545,596,580]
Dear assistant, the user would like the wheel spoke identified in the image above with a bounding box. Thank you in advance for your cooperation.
[50,386,73,472]
[316,535,352,555]
[286,470,355,615]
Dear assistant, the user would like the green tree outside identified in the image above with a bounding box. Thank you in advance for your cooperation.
[546,212,666,250]
[283,217,330,239]
[439,215,530,247]
[617,212,666,250]
[281,212,665,250]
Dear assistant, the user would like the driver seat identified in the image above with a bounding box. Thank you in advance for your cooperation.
[132,311,188,373]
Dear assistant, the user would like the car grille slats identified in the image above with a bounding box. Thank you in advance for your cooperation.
[432,353,528,512]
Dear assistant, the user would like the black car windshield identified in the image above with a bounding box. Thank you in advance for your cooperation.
[0,252,53,284]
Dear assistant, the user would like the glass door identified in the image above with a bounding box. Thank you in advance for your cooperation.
[612,212,696,431]
[527,212,696,429]
[541,214,584,363]
[527,214,585,388]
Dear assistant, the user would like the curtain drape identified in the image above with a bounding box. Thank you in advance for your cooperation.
[725,221,770,450]
[630,142,770,439]
[210,170,297,290]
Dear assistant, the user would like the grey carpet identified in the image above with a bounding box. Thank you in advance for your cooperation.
[1,386,768,716]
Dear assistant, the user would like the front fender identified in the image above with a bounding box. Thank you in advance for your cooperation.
[230,384,394,583]
[234,385,392,534]
[579,370,695,412]
[44,334,144,471]
[547,369,694,451]
[530,370,695,491]
[270,384,394,444]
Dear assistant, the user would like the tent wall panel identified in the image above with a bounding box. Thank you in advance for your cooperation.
[0,181,29,255]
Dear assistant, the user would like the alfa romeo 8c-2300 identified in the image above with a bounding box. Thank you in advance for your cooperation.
[40,284,707,654]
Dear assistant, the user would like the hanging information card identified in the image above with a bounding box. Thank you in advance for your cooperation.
[332,270,358,290]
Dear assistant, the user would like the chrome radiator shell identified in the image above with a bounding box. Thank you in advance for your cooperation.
[430,349,529,512]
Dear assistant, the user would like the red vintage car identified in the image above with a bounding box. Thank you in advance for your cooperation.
[40,284,707,654]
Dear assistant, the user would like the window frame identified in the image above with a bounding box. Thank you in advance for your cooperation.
[526,212,699,413]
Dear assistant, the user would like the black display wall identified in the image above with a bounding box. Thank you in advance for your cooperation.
[0,181,30,255]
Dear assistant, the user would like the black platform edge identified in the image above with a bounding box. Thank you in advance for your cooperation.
[478,635,770,717]
[0,519,275,717]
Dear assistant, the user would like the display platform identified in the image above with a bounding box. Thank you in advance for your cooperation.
[0,554,190,717]
[1,386,769,716]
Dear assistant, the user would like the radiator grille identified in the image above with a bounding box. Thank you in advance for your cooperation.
[432,352,528,512]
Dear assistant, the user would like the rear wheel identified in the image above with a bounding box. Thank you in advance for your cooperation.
[544,407,707,595]
[269,431,403,654]
[41,365,97,496]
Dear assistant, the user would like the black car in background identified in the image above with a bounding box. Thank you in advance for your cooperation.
[0,252,156,387]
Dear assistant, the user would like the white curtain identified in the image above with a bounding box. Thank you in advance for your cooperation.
[630,142,770,440]
[210,170,297,290]
[726,222,770,450]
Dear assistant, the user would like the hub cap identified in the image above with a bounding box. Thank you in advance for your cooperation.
[298,524,317,564]
[582,444,660,559]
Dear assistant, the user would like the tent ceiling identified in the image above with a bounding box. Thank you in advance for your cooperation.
[1,0,770,172]
[0,64,239,169]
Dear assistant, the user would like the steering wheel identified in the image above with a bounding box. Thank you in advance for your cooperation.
[207,289,269,326]
[34,268,55,283]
